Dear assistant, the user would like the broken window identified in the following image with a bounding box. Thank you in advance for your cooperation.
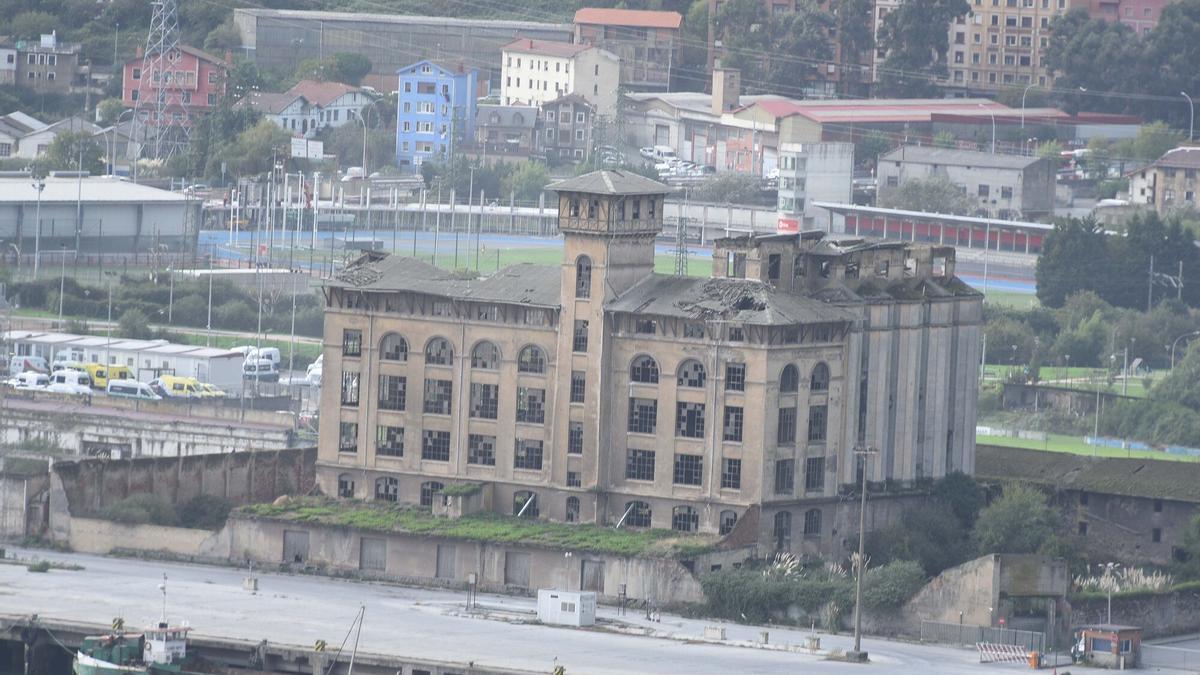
[725,363,746,391]
[477,305,498,321]
[810,363,830,391]
[569,198,580,217]
[467,433,496,465]
[623,500,651,528]
[804,508,822,536]
[425,338,454,365]
[678,360,706,387]
[568,422,584,454]
[420,481,444,507]
[625,448,655,481]
[819,261,832,278]
[683,323,705,339]
[932,257,947,277]
[673,454,703,485]
[423,379,453,415]
[516,387,546,424]
[719,510,738,535]
[573,320,589,352]
[518,345,546,373]
[807,405,828,442]
[726,252,747,278]
[635,318,658,334]
[378,375,406,411]
[566,496,581,520]
[875,260,890,278]
[675,402,705,438]
[728,326,744,342]
[628,397,658,434]
[721,458,741,489]
[570,371,586,403]
[375,477,398,502]
[343,329,362,357]
[767,253,781,282]
[341,371,360,406]
[672,506,699,533]
[337,474,355,498]
[339,422,358,454]
[775,458,795,494]
[575,255,592,298]
[377,425,404,457]
[469,383,498,419]
[380,333,408,361]
[780,364,799,393]
[421,431,451,461]
[773,511,792,550]
[514,439,543,470]
[904,256,917,277]
[723,405,743,442]
[845,262,859,279]
[432,301,452,317]
[630,355,659,383]
[471,342,500,369]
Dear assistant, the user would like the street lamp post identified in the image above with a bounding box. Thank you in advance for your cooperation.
[1182,92,1194,143]
[353,99,382,175]
[851,445,878,661]
[1020,83,1036,130]
[978,104,996,153]
[58,245,67,319]
[1170,330,1200,368]
[31,178,45,279]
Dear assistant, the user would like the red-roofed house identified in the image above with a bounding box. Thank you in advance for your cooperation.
[573,8,682,91]
[1129,146,1200,216]
[501,38,620,117]
[233,79,375,138]
[122,45,229,126]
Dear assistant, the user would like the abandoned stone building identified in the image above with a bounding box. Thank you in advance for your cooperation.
[317,170,983,557]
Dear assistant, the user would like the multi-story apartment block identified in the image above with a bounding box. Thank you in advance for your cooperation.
[538,93,595,164]
[0,47,16,86]
[122,45,229,125]
[573,8,682,91]
[1129,147,1200,216]
[472,104,539,161]
[1071,0,1166,35]
[879,146,1056,219]
[500,39,620,118]
[317,170,982,557]
[943,0,1069,92]
[13,32,80,94]
[394,60,478,172]
[776,142,855,233]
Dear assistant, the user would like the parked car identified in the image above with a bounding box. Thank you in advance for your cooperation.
[243,358,280,383]
[7,371,49,389]
[306,354,323,387]
[639,146,656,159]
[46,369,93,395]
[198,383,226,398]
[106,379,162,401]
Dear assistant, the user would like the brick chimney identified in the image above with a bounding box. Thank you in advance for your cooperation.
[711,67,741,117]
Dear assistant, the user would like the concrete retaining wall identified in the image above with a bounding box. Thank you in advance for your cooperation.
[67,516,230,560]
[1072,589,1200,639]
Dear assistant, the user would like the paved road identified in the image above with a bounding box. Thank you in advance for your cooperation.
[0,547,1059,675]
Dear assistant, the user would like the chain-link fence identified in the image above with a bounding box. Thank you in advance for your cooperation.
[920,620,1046,653]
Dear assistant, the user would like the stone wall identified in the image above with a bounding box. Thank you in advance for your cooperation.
[0,472,47,539]
[902,554,999,628]
[1071,588,1200,639]
[66,516,230,560]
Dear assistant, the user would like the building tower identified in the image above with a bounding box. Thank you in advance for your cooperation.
[133,0,190,161]
[546,171,669,521]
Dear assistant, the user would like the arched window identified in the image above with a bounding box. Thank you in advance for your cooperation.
[471,341,500,370]
[420,481,444,507]
[780,364,799,393]
[575,255,592,298]
[425,338,453,366]
[810,362,830,392]
[518,345,546,374]
[380,333,408,361]
[514,490,539,518]
[803,508,822,536]
[623,500,651,528]
[773,511,792,550]
[630,355,659,384]
[565,496,580,523]
[672,505,699,533]
[513,112,524,126]
[677,360,706,388]
[719,510,738,536]
[337,473,355,499]
[374,476,398,502]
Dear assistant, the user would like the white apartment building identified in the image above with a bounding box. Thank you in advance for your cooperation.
[500,38,620,118]
[777,142,854,233]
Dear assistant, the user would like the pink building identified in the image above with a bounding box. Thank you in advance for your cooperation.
[122,45,229,127]
[1071,0,1167,35]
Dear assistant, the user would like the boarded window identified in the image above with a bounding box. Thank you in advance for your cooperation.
[360,537,386,571]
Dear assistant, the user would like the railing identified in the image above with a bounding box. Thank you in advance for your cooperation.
[1142,644,1200,670]
[920,620,1045,654]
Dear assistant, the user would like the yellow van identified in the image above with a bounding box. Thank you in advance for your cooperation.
[148,375,201,399]
[83,363,110,390]
[107,365,133,382]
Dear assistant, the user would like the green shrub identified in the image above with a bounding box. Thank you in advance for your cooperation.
[100,493,178,526]
[214,300,256,331]
[862,560,925,609]
[177,494,232,530]
[26,560,50,573]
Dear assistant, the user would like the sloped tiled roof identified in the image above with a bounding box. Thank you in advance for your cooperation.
[881,145,1044,170]
[1152,147,1200,170]
[548,170,670,196]
[286,80,360,107]
[237,91,304,115]
[607,275,856,325]
[478,104,538,129]
[502,38,592,58]
[574,8,682,29]
[327,254,561,308]
[976,445,1200,504]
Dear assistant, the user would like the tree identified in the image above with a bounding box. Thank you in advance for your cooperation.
[867,503,970,575]
[971,483,1058,555]
[674,0,710,91]
[877,175,975,215]
[322,123,394,173]
[502,161,551,202]
[1043,10,1145,115]
[932,472,986,528]
[692,173,769,205]
[1175,513,1200,579]
[96,98,127,127]
[1035,218,1113,308]
[294,53,373,85]
[1036,140,1064,160]
[203,19,242,53]
[219,119,290,176]
[875,0,969,97]
[1130,122,1184,162]
[765,6,835,93]
[835,0,875,94]
[9,11,56,40]
[118,308,153,339]
[854,130,894,169]
[713,0,773,87]
[39,130,105,174]
[984,317,1037,364]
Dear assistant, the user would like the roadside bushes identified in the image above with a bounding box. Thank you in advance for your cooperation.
[98,493,233,530]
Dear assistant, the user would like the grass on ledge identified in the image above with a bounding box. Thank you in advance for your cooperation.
[238,496,717,558]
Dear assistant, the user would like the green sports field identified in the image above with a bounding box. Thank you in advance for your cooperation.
[977,433,1200,462]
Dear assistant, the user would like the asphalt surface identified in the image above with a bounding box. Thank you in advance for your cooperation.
[0,547,1089,675]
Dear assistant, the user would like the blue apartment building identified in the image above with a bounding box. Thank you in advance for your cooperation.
[395,60,478,171]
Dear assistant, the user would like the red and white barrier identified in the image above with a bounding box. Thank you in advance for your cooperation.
[977,642,1031,664]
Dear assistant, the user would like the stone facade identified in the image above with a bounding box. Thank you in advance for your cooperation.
[316,170,982,558]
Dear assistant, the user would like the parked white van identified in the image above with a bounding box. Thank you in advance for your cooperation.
[243,358,280,383]
[8,355,48,377]
[46,369,93,395]
[7,371,49,389]
[107,379,162,400]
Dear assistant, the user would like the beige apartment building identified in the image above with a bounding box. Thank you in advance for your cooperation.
[944,0,1069,91]
[317,170,982,557]
[500,38,620,118]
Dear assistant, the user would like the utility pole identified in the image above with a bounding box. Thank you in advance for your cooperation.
[851,445,877,662]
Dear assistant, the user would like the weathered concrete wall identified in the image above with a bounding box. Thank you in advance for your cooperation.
[998,554,1068,596]
[0,396,294,458]
[1071,589,1200,639]
[0,473,46,539]
[902,554,999,628]
[228,516,706,604]
[67,516,231,559]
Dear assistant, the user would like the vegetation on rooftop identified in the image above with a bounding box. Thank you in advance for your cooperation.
[237,497,716,558]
